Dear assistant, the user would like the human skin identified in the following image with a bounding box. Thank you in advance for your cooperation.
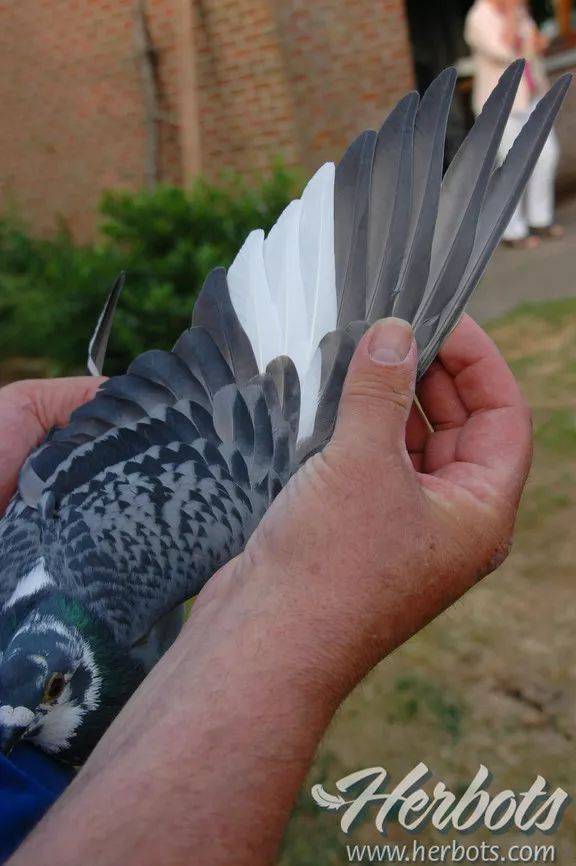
[0,376,105,515]
[6,315,532,866]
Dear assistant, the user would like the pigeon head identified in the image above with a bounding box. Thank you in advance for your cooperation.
[0,595,145,764]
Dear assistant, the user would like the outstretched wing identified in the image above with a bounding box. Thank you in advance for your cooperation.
[4,63,570,643]
[14,321,293,646]
[219,65,571,455]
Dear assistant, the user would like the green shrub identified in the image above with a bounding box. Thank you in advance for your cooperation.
[0,220,123,375]
[0,164,301,375]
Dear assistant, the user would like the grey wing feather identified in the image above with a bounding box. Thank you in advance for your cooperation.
[414,61,524,351]
[87,271,125,376]
[302,62,568,455]
[334,130,377,325]
[417,72,571,374]
[297,329,356,462]
[265,355,301,442]
[172,327,235,400]
[53,378,289,644]
[192,267,259,384]
[129,351,212,406]
[366,92,419,320]
[393,68,457,320]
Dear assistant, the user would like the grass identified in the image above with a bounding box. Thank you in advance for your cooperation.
[280,297,576,865]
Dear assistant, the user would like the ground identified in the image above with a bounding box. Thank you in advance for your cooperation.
[280,215,576,863]
[468,194,576,324]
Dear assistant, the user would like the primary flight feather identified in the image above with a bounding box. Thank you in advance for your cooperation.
[0,64,570,764]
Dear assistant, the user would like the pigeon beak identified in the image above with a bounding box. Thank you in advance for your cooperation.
[0,725,27,756]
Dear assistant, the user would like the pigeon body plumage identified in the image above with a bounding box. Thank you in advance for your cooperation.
[0,64,570,764]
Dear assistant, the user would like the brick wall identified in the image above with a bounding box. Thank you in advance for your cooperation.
[0,0,181,240]
[0,0,414,239]
[192,0,414,177]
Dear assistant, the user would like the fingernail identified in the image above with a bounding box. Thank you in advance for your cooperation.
[369,317,413,365]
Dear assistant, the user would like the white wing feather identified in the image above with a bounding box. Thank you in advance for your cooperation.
[227,229,283,371]
[298,162,337,358]
[227,164,337,442]
[298,347,322,440]
[264,199,309,362]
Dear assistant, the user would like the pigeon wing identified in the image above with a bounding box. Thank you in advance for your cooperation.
[14,328,293,646]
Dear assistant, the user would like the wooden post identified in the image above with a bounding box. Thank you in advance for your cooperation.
[176,0,202,183]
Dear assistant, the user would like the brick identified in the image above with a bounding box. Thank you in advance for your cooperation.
[0,0,414,239]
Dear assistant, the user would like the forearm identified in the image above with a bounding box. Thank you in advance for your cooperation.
[9,562,340,866]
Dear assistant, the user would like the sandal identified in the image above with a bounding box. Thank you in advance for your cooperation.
[502,235,541,250]
[530,224,564,240]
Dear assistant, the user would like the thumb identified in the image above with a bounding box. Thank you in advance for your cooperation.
[333,317,417,455]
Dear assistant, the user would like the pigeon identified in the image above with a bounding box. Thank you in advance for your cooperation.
[0,63,570,765]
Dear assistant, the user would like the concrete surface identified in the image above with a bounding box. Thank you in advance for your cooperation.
[468,195,576,323]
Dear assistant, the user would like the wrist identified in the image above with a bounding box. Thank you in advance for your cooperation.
[201,553,390,708]
[192,557,354,712]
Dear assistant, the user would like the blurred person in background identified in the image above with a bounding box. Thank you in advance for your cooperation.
[466,0,563,249]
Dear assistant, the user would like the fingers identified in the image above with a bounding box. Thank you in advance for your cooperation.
[433,316,532,492]
[5,377,106,432]
[438,315,525,413]
[417,360,468,430]
[407,317,531,494]
[333,318,417,463]
[0,377,104,515]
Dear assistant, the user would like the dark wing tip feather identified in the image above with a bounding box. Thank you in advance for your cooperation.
[334,129,377,324]
[416,60,526,338]
[416,71,571,375]
[392,67,457,320]
[366,90,419,320]
[87,271,126,376]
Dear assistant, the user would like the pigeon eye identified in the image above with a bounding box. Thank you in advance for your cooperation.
[43,673,65,704]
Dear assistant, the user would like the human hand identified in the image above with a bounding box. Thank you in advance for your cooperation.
[0,377,104,515]
[217,315,532,699]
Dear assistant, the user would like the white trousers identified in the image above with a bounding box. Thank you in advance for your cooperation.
[499,101,559,240]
